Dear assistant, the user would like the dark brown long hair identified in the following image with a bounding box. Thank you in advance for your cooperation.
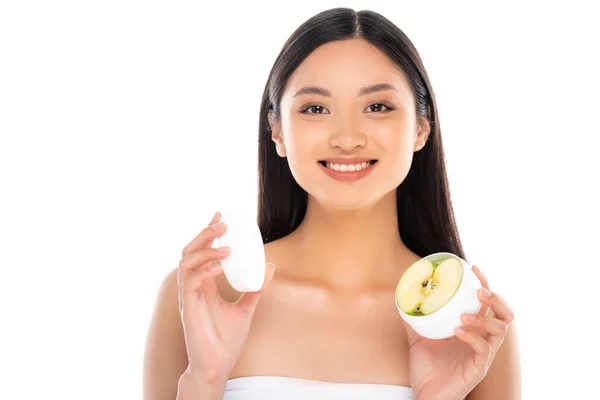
[257,7,466,261]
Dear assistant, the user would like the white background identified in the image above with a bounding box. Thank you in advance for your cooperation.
[1,1,598,398]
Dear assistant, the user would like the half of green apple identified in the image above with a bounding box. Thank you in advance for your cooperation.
[396,257,463,316]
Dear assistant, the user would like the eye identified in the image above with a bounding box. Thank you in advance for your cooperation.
[300,105,330,115]
[364,103,394,113]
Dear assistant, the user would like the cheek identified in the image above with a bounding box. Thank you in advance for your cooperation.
[373,126,416,178]
[281,128,321,184]
[390,139,415,182]
[392,133,415,162]
[281,114,323,165]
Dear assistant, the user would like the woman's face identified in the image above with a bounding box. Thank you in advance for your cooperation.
[269,38,430,209]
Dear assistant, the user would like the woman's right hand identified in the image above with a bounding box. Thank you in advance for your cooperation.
[177,211,276,387]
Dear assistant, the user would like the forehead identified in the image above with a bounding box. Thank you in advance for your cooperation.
[284,39,412,99]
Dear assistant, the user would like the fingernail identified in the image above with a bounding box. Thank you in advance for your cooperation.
[211,222,226,230]
[208,211,220,225]
[216,246,231,252]
[209,264,222,272]
[455,327,466,335]
[463,313,476,321]
[480,288,492,297]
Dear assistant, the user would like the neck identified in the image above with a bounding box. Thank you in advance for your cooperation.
[288,191,414,290]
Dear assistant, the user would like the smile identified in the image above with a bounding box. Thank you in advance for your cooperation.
[317,159,378,182]
[319,160,376,172]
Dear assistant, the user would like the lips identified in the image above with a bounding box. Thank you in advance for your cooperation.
[317,159,378,181]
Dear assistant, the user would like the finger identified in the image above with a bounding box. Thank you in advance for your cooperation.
[180,263,222,311]
[478,290,515,325]
[462,313,508,338]
[235,262,276,317]
[454,327,492,371]
[182,219,227,256]
[472,265,492,318]
[483,304,495,318]
[179,247,231,278]
[208,211,221,227]
[472,264,490,291]
[178,247,230,310]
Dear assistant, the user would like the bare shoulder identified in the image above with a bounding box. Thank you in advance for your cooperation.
[264,235,294,264]
[468,322,522,399]
[143,268,189,400]
[263,233,304,275]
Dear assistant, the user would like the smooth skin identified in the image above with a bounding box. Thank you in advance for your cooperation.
[143,38,520,400]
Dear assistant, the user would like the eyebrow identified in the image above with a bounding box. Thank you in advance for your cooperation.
[293,83,399,98]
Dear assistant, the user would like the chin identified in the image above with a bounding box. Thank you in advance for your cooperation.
[308,188,387,211]
[292,165,404,210]
[324,199,377,210]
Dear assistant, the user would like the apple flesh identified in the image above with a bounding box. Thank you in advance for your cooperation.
[396,257,463,316]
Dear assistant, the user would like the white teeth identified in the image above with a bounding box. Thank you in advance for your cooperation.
[325,161,374,172]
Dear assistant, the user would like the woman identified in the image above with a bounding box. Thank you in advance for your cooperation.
[144,7,521,400]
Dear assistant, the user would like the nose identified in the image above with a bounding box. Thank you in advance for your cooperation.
[328,120,367,152]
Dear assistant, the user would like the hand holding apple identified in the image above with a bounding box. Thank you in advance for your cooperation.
[397,260,515,400]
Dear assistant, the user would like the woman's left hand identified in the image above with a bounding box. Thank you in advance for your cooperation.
[404,265,515,400]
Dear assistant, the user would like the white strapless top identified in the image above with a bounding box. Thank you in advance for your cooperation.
[224,376,414,399]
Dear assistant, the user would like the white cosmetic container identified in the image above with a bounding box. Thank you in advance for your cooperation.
[211,208,266,292]
[396,252,482,340]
